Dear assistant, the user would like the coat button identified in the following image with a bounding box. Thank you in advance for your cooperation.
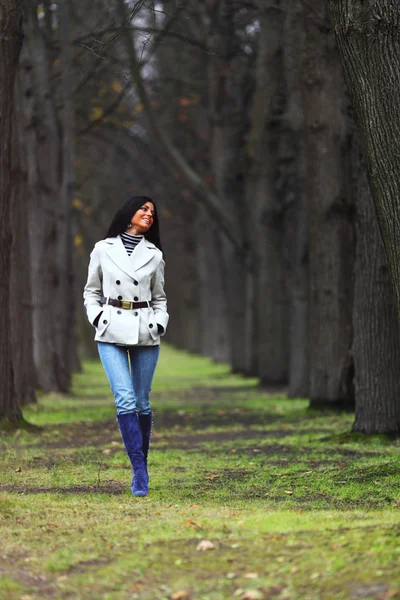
[103,319,108,324]
[134,280,138,286]
[134,296,139,301]
[117,310,121,315]
[149,323,153,328]
[116,280,121,285]
[134,312,138,316]
[118,295,122,300]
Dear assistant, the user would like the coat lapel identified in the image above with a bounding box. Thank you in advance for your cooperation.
[130,236,157,272]
[105,236,156,279]
[106,236,136,279]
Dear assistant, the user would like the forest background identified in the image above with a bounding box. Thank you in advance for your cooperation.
[1,0,400,436]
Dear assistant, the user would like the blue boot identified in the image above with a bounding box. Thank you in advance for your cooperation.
[117,413,149,497]
[138,412,153,472]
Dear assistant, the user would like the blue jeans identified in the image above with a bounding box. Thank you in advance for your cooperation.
[97,343,160,415]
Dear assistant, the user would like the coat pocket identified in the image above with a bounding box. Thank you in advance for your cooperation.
[148,310,159,341]
[96,306,111,337]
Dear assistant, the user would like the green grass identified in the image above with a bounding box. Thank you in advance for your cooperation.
[1,344,400,599]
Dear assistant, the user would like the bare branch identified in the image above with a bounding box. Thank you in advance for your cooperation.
[115,0,243,250]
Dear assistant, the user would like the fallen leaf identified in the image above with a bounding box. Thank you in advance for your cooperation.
[284,490,293,495]
[252,449,261,453]
[196,540,215,551]
[102,449,112,454]
[184,519,203,530]
[244,573,259,579]
[242,591,264,600]
[189,504,200,509]
[15,467,22,473]
[170,591,190,600]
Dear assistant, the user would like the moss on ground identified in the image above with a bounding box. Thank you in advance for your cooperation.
[1,345,400,599]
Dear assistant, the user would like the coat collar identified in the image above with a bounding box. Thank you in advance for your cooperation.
[105,236,156,279]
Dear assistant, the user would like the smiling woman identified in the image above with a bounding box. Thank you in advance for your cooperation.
[83,195,169,497]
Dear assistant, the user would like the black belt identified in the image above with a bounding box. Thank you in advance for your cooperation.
[100,297,151,310]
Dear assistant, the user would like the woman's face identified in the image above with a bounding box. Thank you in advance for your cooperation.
[130,202,155,233]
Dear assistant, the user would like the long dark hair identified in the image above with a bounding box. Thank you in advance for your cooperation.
[104,196,162,251]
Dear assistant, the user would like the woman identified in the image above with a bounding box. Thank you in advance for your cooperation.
[83,196,169,497]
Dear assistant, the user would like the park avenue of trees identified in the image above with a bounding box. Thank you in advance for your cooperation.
[1,0,400,434]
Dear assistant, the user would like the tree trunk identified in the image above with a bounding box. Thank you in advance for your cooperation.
[302,3,355,408]
[282,0,309,397]
[55,0,76,387]
[163,201,202,355]
[328,1,400,326]
[23,2,74,391]
[205,0,250,371]
[245,3,289,384]
[0,0,23,419]
[351,140,400,433]
[10,43,37,408]
[23,5,60,391]
[196,213,230,363]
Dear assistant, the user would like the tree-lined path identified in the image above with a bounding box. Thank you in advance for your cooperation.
[1,346,399,599]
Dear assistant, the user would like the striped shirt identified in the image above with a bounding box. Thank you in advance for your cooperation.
[120,232,143,256]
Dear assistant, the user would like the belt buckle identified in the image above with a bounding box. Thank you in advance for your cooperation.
[121,300,131,310]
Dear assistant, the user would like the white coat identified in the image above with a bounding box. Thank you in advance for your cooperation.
[83,235,169,346]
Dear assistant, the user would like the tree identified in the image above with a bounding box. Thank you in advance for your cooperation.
[301,2,355,408]
[328,1,400,328]
[20,0,76,392]
[282,0,309,397]
[351,140,400,433]
[328,0,400,430]
[0,0,23,420]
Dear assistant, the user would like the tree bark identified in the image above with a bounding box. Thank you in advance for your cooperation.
[351,140,400,433]
[302,3,355,408]
[205,0,250,370]
[22,1,75,391]
[55,0,76,386]
[10,42,37,408]
[282,0,309,397]
[0,0,23,419]
[245,2,289,384]
[328,1,400,327]
[196,212,230,362]
[24,4,61,391]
